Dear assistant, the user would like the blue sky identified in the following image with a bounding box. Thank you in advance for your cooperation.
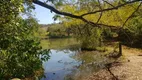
[34,4,56,24]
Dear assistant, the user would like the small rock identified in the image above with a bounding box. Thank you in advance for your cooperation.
[128,59,130,62]
[138,54,142,56]
[11,78,21,80]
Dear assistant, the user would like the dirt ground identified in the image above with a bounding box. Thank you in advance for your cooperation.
[85,46,142,80]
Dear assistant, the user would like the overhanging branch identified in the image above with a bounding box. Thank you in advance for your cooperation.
[32,0,141,29]
[33,0,82,19]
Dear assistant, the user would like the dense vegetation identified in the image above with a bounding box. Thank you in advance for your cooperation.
[0,0,142,79]
[0,0,49,79]
[46,23,72,38]
[41,0,142,50]
[119,10,142,47]
[49,0,142,49]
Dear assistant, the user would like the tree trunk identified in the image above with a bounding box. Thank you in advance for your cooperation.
[119,42,122,56]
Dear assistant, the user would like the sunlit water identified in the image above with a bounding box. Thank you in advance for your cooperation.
[41,49,81,80]
[40,38,108,80]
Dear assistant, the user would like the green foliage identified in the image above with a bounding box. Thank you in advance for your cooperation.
[57,0,141,50]
[0,0,23,24]
[0,0,50,79]
[0,17,50,79]
[118,5,142,48]
[102,28,118,41]
[119,16,142,48]
[47,23,71,38]
[71,24,103,50]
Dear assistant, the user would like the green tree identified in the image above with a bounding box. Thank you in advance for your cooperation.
[70,24,103,50]
[47,23,71,38]
[119,11,142,47]
[30,0,141,51]
[0,0,49,79]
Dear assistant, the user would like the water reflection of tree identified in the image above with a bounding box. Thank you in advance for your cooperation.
[41,38,81,50]
[68,51,114,80]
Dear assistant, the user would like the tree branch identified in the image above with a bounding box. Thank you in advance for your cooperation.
[81,0,141,17]
[33,0,141,29]
[121,2,142,28]
[119,2,142,44]
[33,0,82,19]
[103,0,115,8]
[96,0,103,24]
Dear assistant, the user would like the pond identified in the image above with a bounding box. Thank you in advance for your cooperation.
[40,38,109,80]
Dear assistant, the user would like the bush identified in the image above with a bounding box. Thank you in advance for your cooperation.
[0,18,50,79]
[119,16,142,48]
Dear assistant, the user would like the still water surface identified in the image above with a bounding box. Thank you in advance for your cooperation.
[41,38,107,80]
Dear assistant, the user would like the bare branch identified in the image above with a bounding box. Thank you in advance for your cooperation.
[96,0,103,23]
[103,0,115,8]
